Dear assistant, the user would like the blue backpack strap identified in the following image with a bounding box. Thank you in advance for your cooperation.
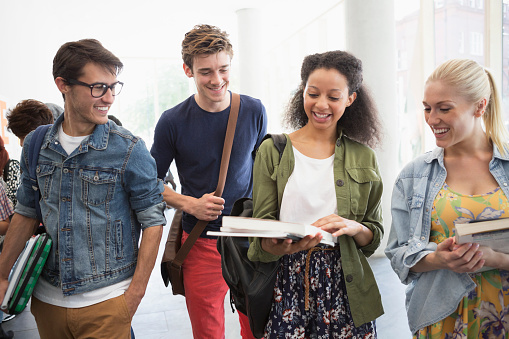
[28,124,52,224]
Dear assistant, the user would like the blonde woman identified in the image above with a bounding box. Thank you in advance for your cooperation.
[386,59,509,338]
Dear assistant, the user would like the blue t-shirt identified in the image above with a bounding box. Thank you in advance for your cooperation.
[151,92,267,237]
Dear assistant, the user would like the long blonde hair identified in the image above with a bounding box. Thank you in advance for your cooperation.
[427,59,509,154]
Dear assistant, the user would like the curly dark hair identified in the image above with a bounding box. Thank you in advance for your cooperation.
[284,51,383,148]
[181,24,233,70]
[6,99,54,140]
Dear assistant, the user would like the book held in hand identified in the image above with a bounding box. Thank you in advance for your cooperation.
[454,218,509,254]
[1,233,52,314]
[207,216,338,247]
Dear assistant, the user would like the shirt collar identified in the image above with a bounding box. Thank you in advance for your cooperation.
[47,113,109,151]
[424,143,509,164]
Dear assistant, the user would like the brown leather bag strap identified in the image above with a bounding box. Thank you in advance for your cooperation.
[172,92,240,266]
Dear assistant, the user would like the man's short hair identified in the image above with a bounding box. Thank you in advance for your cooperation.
[181,24,233,71]
[6,99,54,140]
[53,39,123,83]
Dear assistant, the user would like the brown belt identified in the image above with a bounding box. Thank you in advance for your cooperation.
[304,246,339,311]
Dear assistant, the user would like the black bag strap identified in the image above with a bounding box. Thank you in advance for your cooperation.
[262,133,287,161]
[229,134,287,219]
[28,124,52,224]
[172,93,241,267]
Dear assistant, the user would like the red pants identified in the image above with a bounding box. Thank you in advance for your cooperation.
[182,231,255,339]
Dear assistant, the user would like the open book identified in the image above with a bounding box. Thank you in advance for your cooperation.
[454,217,509,254]
[208,216,337,247]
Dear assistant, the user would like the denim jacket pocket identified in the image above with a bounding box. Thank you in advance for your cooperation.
[36,164,56,200]
[80,169,117,206]
[346,167,380,216]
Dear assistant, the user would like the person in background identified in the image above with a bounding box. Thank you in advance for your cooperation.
[0,185,13,236]
[248,50,384,337]
[0,184,14,339]
[44,102,63,122]
[0,39,166,339]
[386,59,509,338]
[0,138,18,209]
[107,114,122,126]
[6,99,55,147]
[5,99,55,209]
[151,24,267,338]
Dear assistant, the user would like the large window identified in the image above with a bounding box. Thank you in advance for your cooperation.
[435,0,485,65]
[502,0,509,127]
[113,59,190,148]
[395,0,488,167]
[395,0,424,165]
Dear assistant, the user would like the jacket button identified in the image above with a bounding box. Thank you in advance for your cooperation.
[336,140,341,147]
[346,274,353,283]
[336,179,344,187]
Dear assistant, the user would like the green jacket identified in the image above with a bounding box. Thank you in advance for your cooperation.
[247,133,384,326]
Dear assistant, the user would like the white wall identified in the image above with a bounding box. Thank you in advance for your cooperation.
[0,0,340,159]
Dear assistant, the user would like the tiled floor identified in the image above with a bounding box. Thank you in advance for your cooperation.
[2,209,412,338]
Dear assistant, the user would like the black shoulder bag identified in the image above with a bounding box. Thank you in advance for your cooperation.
[217,133,286,338]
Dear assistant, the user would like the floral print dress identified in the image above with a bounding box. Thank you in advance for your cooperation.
[264,246,376,339]
[414,183,509,339]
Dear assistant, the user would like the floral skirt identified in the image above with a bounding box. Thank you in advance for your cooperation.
[264,247,376,339]
[414,269,509,339]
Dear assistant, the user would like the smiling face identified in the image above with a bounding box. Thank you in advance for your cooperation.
[303,68,356,133]
[57,62,117,136]
[184,51,231,112]
[423,80,486,150]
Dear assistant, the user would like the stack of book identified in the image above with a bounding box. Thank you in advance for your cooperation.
[454,218,509,254]
[208,216,337,247]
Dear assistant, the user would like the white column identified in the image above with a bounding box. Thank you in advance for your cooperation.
[345,0,398,255]
[236,8,263,99]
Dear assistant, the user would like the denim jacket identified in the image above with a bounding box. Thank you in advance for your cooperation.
[248,133,384,327]
[16,115,166,296]
[385,145,509,334]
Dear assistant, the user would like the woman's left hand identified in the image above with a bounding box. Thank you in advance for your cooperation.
[312,214,363,237]
[312,214,373,247]
[477,245,509,270]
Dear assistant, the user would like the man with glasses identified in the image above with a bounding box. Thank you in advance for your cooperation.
[0,39,166,339]
[151,24,267,338]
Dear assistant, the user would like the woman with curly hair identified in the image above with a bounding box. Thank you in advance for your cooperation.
[248,50,384,338]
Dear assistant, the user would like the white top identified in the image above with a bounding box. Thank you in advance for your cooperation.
[33,278,131,308]
[33,124,131,308]
[280,146,337,224]
[58,124,88,155]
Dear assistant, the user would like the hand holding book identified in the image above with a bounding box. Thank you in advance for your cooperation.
[454,217,509,254]
[260,233,324,256]
[209,216,338,246]
[313,214,374,248]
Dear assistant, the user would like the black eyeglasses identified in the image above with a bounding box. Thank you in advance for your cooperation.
[67,79,124,98]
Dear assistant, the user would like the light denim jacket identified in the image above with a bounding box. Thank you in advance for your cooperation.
[248,133,384,327]
[16,115,166,296]
[385,145,509,334]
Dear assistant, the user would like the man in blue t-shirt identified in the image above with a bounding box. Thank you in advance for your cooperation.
[151,24,267,339]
